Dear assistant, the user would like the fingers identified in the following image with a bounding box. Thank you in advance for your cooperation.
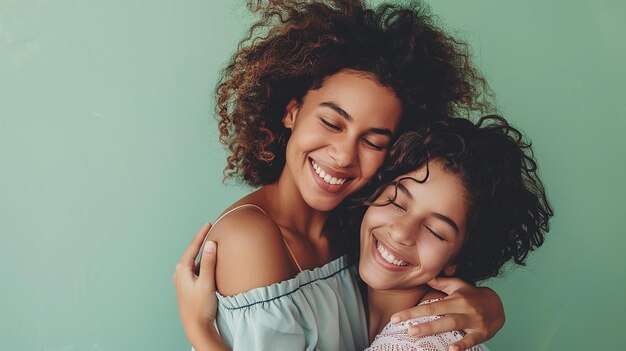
[406,314,467,338]
[404,315,487,349]
[193,260,201,276]
[391,297,465,322]
[198,240,218,292]
[181,223,212,264]
[174,223,212,282]
[449,333,484,351]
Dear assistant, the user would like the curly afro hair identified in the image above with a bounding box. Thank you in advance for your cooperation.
[216,0,493,187]
[344,115,553,283]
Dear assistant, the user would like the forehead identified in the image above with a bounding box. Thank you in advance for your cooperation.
[315,71,390,97]
[304,70,403,127]
[394,163,469,218]
[398,163,464,192]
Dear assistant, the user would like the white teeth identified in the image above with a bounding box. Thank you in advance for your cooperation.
[311,160,348,185]
[376,242,408,266]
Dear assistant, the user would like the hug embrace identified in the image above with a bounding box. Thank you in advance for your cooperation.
[173,1,553,350]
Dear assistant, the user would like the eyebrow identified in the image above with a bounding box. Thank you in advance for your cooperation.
[395,182,413,199]
[432,213,459,234]
[395,181,460,234]
[320,101,394,138]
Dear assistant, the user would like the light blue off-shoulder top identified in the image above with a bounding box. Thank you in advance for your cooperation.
[214,255,368,351]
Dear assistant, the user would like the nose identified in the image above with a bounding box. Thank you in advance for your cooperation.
[388,220,416,247]
[328,136,358,168]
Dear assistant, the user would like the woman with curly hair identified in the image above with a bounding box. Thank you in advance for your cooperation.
[174,1,505,350]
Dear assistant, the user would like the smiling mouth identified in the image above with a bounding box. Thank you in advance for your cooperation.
[310,159,351,185]
[375,239,409,267]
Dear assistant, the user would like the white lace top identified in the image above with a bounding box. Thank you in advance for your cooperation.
[366,300,487,351]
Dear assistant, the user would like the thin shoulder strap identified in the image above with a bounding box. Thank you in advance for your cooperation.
[210,204,268,231]
[281,237,303,273]
[208,204,303,272]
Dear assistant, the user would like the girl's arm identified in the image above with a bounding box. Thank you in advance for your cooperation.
[389,278,504,351]
[173,223,229,351]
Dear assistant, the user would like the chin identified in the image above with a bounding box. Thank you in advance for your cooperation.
[314,201,341,212]
[304,193,344,212]
[358,262,385,289]
[362,277,394,291]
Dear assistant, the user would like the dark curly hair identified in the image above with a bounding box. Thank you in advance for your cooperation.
[216,0,492,187]
[342,115,553,283]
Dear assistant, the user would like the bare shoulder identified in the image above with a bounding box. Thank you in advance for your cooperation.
[208,205,296,296]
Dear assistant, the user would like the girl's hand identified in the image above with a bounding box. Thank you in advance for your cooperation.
[390,277,505,351]
[173,223,228,351]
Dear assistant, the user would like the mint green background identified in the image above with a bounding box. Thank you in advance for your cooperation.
[1,1,624,350]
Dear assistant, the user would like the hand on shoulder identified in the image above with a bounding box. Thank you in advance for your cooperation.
[420,289,447,304]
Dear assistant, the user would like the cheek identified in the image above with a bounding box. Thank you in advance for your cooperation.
[359,210,386,248]
[359,220,369,249]
[366,207,394,226]
[418,241,454,272]
[360,151,386,178]
[292,128,320,146]
[286,129,323,156]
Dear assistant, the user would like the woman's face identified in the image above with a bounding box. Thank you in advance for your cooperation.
[282,70,402,211]
[358,160,468,291]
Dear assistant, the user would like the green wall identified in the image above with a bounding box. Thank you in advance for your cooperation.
[1,1,624,350]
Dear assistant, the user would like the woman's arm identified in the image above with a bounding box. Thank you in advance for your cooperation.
[173,223,228,351]
[389,277,504,351]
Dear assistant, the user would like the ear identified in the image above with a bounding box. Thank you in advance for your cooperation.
[282,99,300,129]
[442,263,457,277]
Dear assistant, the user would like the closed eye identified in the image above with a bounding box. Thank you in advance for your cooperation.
[425,225,446,241]
[387,197,406,212]
[319,117,341,131]
[362,138,384,151]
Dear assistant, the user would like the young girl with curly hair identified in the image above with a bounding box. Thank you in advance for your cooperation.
[359,115,552,350]
[174,1,507,350]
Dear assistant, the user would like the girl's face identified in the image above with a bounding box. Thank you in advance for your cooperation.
[282,70,402,211]
[359,160,468,291]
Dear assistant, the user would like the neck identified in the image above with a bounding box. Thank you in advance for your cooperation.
[260,169,335,266]
[367,285,430,342]
[262,168,330,242]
